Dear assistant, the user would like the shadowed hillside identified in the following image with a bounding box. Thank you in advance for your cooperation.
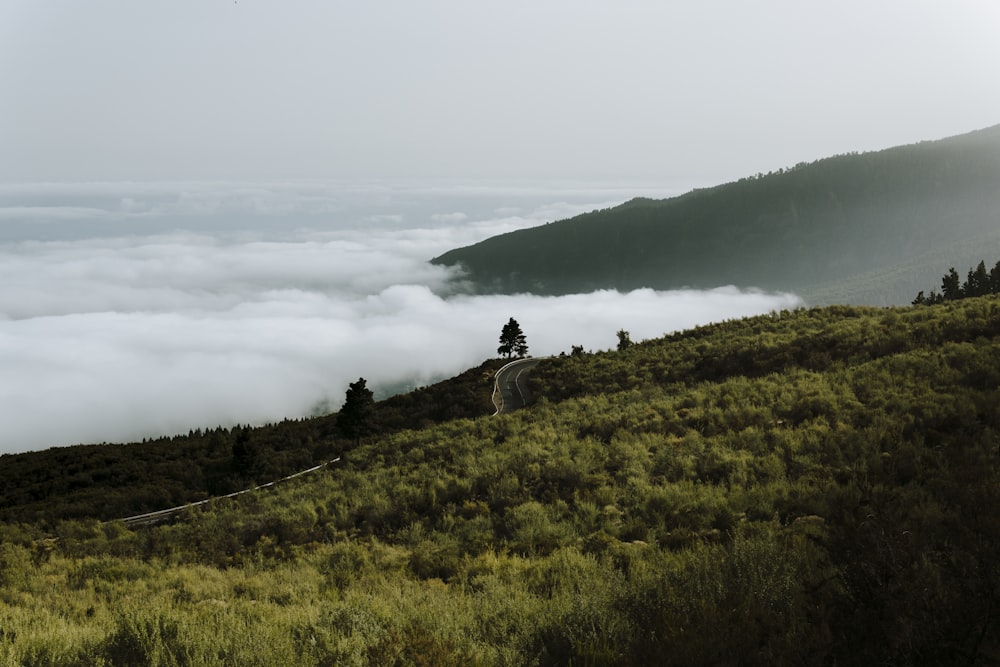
[0,360,504,524]
[433,125,1000,305]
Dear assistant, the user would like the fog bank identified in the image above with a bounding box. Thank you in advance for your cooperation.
[0,182,800,452]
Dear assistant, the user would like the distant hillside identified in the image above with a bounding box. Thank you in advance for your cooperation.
[433,125,1000,304]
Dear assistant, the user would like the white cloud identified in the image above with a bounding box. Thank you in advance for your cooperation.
[0,279,799,452]
[0,182,801,452]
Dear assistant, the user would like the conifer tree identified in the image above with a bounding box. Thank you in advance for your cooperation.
[914,260,1000,305]
[337,378,377,447]
[616,329,633,351]
[942,267,962,300]
[498,318,528,358]
[990,261,1000,294]
[965,260,990,297]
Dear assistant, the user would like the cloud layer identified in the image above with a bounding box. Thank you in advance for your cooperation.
[0,183,800,452]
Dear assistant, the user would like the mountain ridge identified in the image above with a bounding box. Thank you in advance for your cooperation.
[433,124,1000,304]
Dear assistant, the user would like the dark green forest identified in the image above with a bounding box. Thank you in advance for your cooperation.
[433,124,1000,305]
[2,296,1000,664]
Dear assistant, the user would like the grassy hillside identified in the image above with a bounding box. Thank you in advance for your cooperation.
[2,297,1000,664]
[0,360,504,525]
[432,125,1000,305]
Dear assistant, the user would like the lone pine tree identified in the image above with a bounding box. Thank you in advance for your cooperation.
[498,317,528,358]
[616,329,633,351]
[336,377,377,447]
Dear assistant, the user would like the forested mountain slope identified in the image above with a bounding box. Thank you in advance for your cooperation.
[2,297,1000,664]
[433,124,1000,304]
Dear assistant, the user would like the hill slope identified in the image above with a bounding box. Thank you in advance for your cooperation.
[0,360,504,524]
[2,297,1000,664]
[433,125,1000,304]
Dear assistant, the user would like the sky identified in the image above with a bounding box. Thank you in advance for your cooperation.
[2,1,999,184]
[2,2,999,452]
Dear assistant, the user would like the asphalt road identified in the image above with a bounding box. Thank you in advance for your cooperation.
[492,357,543,415]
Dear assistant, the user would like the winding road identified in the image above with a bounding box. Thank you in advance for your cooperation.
[492,357,544,415]
[116,360,544,528]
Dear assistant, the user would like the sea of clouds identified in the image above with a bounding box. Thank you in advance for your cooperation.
[0,181,802,453]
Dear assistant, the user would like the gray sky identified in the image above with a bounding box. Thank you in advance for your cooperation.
[3,1,999,185]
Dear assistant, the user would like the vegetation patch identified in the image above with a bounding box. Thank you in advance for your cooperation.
[2,297,1000,664]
